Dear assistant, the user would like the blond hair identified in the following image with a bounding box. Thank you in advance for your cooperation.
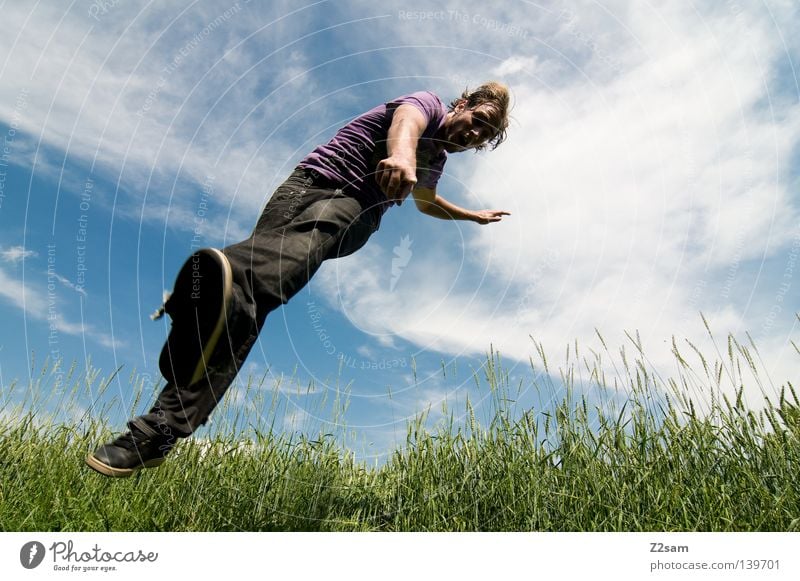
[449,81,511,151]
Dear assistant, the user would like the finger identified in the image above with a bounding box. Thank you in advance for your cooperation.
[381,169,395,197]
[386,172,400,200]
[375,161,387,185]
[376,166,388,191]
[398,179,415,202]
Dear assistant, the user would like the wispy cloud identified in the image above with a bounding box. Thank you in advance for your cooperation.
[313,0,800,405]
[0,265,124,349]
[1,246,37,264]
[51,272,88,297]
[0,2,331,238]
[1,0,797,419]
[283,408,311,431]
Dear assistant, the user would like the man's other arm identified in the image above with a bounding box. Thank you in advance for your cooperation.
[412,186,510,224]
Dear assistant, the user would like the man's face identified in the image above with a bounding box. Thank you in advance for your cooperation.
[439,101,498,153]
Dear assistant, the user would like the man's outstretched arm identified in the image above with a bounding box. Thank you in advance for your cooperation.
[412,186,510,224]
[375,104,427,205]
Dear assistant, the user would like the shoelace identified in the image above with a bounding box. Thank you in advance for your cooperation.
[149,290,172,321]
[112,428,151,450]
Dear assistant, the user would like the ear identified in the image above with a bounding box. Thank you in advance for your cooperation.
[455,99,468,113]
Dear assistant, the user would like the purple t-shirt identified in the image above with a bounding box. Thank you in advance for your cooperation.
[298,91,448,216]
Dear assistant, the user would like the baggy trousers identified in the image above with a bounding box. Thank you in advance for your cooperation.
[135,166,380,441]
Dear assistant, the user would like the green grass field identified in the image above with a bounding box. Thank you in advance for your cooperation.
[1,323,798,531]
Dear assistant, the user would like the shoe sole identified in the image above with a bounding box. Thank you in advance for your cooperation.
[160,248,234,386]
[189,248,234,385]
[84,453,166,478]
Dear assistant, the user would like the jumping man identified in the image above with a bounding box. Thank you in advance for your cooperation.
[86,81,512,477]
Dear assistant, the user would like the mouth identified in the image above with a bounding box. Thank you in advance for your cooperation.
[443,131,470,152]
[449,132,468,150]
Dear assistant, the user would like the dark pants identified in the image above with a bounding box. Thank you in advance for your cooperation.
[135,166,380,441]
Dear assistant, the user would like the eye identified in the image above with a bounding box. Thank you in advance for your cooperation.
[473,113,493,132]
[473,114,494,142]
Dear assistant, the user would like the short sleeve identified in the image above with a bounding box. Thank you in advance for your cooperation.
[386,91,446,136]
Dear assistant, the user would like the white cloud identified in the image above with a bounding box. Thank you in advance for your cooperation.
[0,2,326,237]
[493,55,539,77]
[2,0,798,419]
[1,246,37,264]
[313,0,800,406]
[0,265,124,350]
[51,272,88,297]
[283,408,311,431]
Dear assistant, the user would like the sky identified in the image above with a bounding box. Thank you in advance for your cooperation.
[0,0,798,462]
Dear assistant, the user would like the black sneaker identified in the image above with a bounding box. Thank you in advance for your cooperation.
[85,422,173,478]
[156,248,234,387]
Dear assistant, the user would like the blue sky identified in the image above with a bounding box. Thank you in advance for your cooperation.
[1,0,798,462]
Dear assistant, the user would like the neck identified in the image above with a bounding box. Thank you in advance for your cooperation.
[433,111,454,150]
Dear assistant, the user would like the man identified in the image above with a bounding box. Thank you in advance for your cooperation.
[86,81,512,477]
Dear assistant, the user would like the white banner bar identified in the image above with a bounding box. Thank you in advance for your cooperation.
[2,532,798,580]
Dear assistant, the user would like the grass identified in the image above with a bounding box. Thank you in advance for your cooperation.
[1,321,798,531]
